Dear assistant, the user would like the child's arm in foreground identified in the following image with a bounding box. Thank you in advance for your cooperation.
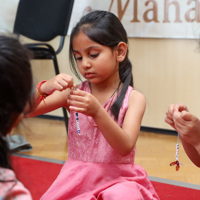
[28,73,74,117]
[68,89,146,156]
[165,104,200,167]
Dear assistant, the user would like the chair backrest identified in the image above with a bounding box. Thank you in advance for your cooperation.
[13,0,74,42]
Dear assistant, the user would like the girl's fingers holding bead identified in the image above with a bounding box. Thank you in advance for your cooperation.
[165,115,174,125]
[57,80,70,90]
[69,105,85,113]
[70,90,90,100]
[68,99,83,107]
[55,73,74,89]
[167,104,176,115]
[68,96,86,109]
[73,89,87,96]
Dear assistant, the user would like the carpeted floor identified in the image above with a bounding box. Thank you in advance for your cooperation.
[11,154,200,200]
[11,154,64,199]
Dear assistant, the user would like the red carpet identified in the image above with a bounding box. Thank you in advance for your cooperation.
[11,155,200,200]
[151,181,200,199]
[11,155,63,200]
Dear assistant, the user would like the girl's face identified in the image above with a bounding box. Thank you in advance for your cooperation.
[72,31,119,86]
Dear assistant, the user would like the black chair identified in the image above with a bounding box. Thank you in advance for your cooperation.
[13,0,75,133]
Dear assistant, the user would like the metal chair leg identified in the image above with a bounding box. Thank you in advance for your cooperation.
[62,107,69,133]
[53,56,69,133]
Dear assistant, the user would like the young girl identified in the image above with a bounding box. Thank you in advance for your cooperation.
[31,11,159,199]
[0,35,33,199]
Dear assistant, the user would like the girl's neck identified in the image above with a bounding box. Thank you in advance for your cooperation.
[89,81,121,106]
[89,81,120,94]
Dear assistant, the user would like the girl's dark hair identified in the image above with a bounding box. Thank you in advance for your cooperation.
[0,35,33,169]
[69,10,133,119]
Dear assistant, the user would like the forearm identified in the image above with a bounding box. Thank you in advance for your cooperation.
[195,143,200,158]
[34,88,45,107]
[27,89,70,118]
[26,74,74,117]
[181,138,200,167]
[93,107,136,156]
[92,91,144,156]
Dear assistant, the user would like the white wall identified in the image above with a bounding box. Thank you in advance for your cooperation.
[131,38,200,130]
[29,36,200,130]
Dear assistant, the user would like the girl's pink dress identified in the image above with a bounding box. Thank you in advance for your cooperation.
[41,81,159,200]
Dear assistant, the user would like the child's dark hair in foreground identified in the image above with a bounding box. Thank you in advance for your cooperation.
[0,35,33,199]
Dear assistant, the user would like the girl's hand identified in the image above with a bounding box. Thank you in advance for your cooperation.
[173,110,200,146]
[40,73,74,95]
[165,104,188,130]
[165,104,200,146]
[68,89,101,116]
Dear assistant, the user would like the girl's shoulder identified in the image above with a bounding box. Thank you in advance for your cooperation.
[130,88,145,100]
[124,86,145,102]
[128,88,146,108]
[120,86,145,111]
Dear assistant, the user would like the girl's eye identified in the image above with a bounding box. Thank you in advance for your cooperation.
[75,56,82,61]
[90,53,99,58]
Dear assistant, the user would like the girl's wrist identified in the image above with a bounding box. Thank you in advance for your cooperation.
[92,105,105,120]
[37,80,48,103]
